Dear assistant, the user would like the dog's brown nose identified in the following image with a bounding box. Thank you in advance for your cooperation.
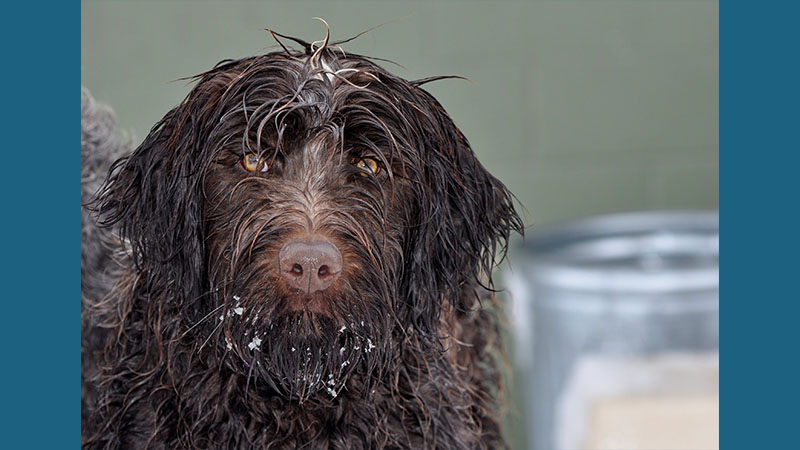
[279,237,342,294]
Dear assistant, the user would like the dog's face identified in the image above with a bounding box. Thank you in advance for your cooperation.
[97,48,520,402]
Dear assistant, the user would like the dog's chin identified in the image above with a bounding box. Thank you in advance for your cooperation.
[229,309,384,402]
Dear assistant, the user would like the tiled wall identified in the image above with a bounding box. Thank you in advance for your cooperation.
[82,0,718,227]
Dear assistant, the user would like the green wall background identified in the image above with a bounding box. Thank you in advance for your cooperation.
[81,0,718,230]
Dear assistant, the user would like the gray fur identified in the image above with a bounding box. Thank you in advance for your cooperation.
[80,88,130,424]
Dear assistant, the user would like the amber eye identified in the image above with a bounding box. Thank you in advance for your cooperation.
[355,157,380,177]
[242,153,267,172]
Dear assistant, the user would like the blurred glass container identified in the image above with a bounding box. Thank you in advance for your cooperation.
[507,211,719,450]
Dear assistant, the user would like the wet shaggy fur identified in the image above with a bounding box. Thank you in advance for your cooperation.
[81,36,522,449]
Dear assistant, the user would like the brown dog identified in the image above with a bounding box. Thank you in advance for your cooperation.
[82,33,521,449]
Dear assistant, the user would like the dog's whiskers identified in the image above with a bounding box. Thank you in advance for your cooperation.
[180,303,225,339]
[198,319,223,354]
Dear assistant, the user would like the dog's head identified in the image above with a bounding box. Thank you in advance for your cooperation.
[95,41,522,401]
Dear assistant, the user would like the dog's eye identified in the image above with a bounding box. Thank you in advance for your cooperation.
[242,153,268,173]
[354,157,380,177]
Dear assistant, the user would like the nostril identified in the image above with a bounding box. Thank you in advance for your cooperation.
[318,265,329,278]
[291,264,303,276]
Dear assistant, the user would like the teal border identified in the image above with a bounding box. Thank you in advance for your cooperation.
[723,1,797,449]
[2,1,78,447]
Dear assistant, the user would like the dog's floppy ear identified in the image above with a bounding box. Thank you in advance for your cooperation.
[402,88,523,336]
[93,75,230,301]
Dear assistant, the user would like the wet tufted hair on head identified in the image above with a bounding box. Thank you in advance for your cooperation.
[81,26,522,449]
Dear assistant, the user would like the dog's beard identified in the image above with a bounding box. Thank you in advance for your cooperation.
[212,281,392,402]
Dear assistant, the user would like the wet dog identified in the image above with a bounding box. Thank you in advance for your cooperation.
[81,32,522,449]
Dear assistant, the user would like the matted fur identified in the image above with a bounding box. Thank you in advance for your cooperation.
[81,35,522,449]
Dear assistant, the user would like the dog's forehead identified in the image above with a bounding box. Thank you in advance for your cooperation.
[204,52,416,153]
